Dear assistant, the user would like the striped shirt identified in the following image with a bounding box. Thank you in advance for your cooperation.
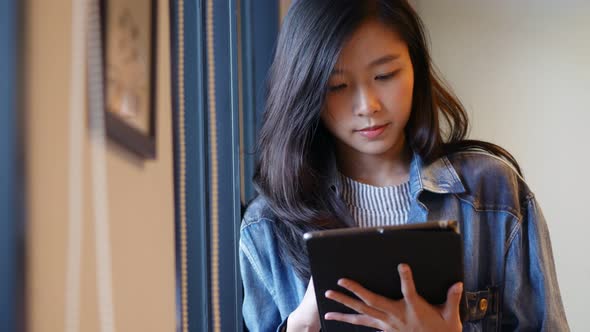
[339,173,411,227]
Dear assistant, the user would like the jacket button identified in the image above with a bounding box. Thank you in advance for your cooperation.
[479,298,488,312]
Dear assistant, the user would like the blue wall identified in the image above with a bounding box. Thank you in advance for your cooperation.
[0,0,23,331]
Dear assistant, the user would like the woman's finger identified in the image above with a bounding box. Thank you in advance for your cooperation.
[337,279,404,320]
[442,282,463,322]
[324,312,393,331]
[398,264,418,304]
[325,289,387,321]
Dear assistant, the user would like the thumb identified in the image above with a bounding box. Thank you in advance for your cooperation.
[442,282,463,322]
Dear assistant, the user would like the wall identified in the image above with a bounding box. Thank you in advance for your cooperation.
[25,0,176,331]
[416,1,590,330]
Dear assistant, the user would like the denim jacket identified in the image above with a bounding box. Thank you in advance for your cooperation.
[239,151,569,332]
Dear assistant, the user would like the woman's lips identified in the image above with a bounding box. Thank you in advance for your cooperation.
[356,123,389,139]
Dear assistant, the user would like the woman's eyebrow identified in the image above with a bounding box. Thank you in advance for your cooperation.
[331,68,345,76]
[367,54,400,68]
[331,54,401,76]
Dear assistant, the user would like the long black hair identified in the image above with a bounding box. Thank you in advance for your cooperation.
[253,0,520,280]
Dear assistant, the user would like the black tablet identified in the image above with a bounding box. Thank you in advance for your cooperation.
[304,220,464,332]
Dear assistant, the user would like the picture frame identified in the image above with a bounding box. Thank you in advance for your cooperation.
[101,0,157,159]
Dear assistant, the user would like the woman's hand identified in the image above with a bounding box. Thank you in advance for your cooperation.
[324,264,463,332]
[287,277,321,332]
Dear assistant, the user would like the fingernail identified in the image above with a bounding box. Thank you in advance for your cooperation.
[398,264,408,273]
[337,278,346,286]
[325,313,333,320]
[325,290,332,298]
[455,283,463,294]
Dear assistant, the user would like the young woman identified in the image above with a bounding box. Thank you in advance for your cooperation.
[239,1,569,331]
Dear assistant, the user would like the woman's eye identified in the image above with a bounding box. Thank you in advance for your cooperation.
[328,83,347,92]
[375,71,398,81]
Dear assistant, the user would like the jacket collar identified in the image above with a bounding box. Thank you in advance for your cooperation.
[328,151,466,197]
[408,152,466,198]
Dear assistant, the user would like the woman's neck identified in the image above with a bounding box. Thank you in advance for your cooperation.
[336,143,412,187]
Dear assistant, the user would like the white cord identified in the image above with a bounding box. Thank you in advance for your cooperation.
[65,1,117,331]
[65,0,87,331]
[87,1,116,331]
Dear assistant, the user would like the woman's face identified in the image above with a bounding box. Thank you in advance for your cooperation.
[321,19,414,162]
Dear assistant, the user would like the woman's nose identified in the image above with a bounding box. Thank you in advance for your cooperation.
[353,86,380,116]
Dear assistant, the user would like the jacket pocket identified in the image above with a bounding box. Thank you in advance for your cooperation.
[463,286,501,332]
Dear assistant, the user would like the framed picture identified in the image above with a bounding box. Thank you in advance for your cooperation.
[101,0,157,158]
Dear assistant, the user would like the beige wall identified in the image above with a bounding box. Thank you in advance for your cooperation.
[416,1,590,330]
[25,0,176,331]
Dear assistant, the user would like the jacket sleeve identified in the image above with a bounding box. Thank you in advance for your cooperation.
[239,225,286,332]
[501,197,569,331]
